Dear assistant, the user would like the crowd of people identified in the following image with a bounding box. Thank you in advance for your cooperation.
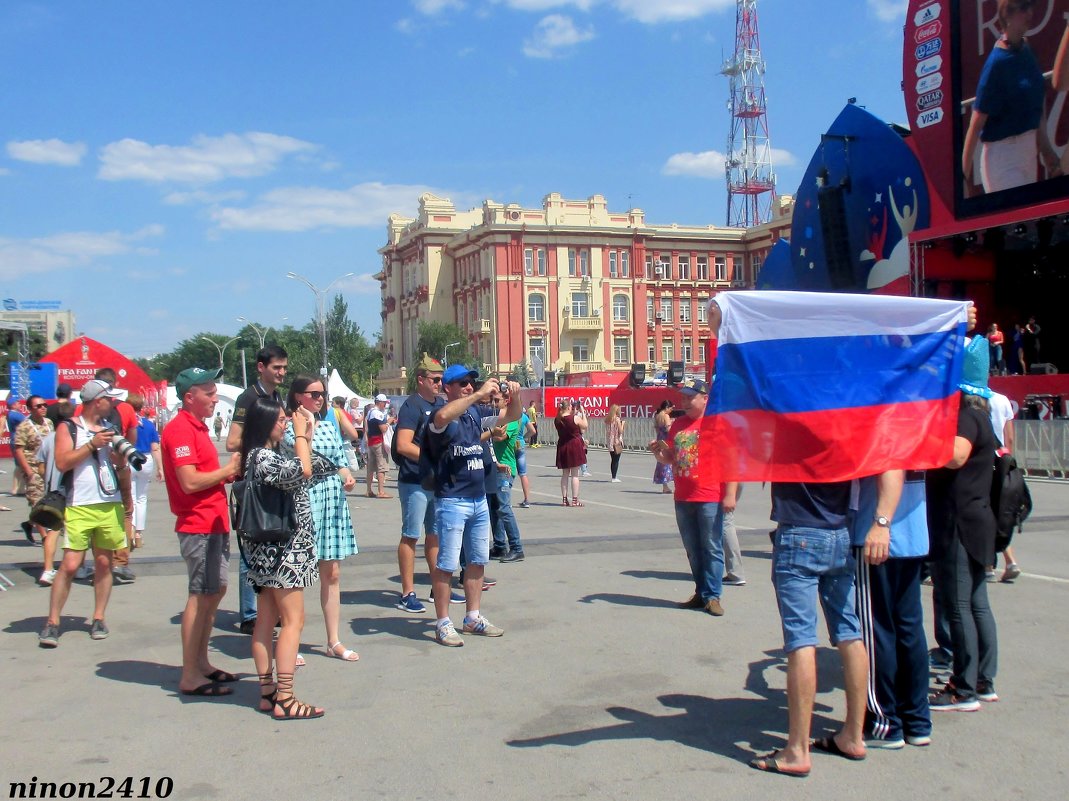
[7,301,1027,744]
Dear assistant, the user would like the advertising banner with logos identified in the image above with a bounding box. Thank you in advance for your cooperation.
[38,336,155,395]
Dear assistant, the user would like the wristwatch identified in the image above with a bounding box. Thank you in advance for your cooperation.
[874,514,891,528]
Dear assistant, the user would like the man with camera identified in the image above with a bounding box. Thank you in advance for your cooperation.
[93,367,140,584]
[38,379,129,647]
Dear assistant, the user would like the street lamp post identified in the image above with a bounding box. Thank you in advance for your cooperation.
[236,317,269,349]
[287,271,355,377]
[443,341,461,367]
[199,335,241,376]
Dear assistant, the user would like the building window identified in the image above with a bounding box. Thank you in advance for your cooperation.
[660,296,673,323]
[529,337,545,370]
[734,254,744,283]
[679,255,690,281]
[714,255,727,282]
[613,337,630,365]
[528,293,546,322]
[571,292,589,318]
[662,341,675,364]
[648,338,656,362]
[524,248,533,276]
[612,293,629,322]
[645,254,654,279]
[752,253,762,283]
[470,300,478,325]
[572,338,590,362]
[609,251,618,278]
[579,249,589,277]
[680,297,691,324]
[646,297,655,322]
[697,298,708,324]
[697,255,709,281]
[682,338,692,363]
[621,251,630,277]
[568,249,577,277]
[658,254,671,280]
[458,300,465,328]
[537,248,547,276]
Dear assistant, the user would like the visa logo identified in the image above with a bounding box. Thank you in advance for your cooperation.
[916,73,943,93]
[916,108,944,128]
[914,2,942,27]
[915,38,942,60]
[916,89,944,111]
[915,20,941,43]
[916,55,943,77]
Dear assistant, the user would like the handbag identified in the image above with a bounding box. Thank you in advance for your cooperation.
[230,475,296,544]
[29,490,67,530]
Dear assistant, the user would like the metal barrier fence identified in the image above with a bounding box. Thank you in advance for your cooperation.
[532,416,1069,478]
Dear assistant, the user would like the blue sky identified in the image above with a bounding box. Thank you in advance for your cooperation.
[1,0,910,357]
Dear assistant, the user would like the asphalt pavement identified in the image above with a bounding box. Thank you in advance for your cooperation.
[1,445,1067,800]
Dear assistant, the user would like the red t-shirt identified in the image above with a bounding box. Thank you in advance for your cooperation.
[161,409,229,534]
[668,414,723,503]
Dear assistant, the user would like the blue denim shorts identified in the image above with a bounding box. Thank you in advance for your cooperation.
[435,496,490,572]
[771,525,861,653]
[515,448,527,477]
[399,481,436,540]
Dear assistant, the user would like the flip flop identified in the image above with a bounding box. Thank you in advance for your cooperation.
[180,683,232,697]
[0,505,12,512]
[203,669,240,683]
[811,736,866,761]
[749,753,809,778]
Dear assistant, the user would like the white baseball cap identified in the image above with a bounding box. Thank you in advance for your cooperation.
[375,393,388,402]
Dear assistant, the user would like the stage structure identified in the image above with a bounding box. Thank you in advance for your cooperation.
[721,0,777,227]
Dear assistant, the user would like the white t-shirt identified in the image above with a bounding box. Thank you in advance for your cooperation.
[989,391,1014,452]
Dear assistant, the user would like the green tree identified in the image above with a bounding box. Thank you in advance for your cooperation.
[405,321,473,391]
[508,359,536,388]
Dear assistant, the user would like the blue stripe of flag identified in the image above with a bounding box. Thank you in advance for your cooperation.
[711,325,966,415]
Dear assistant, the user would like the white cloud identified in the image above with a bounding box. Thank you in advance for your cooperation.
[0,224,164,279]
[498,0,596,10]
[612,0,734,23]
[663,146,796,178]
[6,138,87,166]
[0,166,10,176]
[866,0,907,23]
[210,182,439,232]
[333,273,385,296]
[662,149,727,179]
[162,189,248,206]
[98,132,317,184]
[414,0,465,13]
[523,14,595,58]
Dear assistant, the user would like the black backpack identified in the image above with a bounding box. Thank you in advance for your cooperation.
[990,453,1033,553]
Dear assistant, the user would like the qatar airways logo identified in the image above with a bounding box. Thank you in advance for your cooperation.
[915,20,941,43]
[914,2,942,27]
[916,89,944,111]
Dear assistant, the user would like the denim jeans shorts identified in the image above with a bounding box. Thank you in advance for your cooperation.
[435,496,490,572]
[515,448,527,477]
[399,481,436,540]
[771,524,861,652]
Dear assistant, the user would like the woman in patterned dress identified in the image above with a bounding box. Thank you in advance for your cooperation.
[284,375,359,663]
[239,397,325,720]
[652,401,675,494]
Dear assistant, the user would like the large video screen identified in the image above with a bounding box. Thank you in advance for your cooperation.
[954,0,1069,217]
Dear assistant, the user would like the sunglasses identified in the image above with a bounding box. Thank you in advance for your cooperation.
[451,380,474,388]
[303,391,325,399]
[31,403,48,409]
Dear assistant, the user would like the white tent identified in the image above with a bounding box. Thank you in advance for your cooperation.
[327,369,372,408]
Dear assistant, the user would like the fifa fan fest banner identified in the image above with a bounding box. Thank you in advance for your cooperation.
[701,291,969,483]
[39,336,155,395]
[519,386,682,419]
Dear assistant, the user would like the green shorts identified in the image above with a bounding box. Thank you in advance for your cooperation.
[63,503,126,552]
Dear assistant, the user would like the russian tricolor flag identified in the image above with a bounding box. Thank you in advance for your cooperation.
[703,291,969,483]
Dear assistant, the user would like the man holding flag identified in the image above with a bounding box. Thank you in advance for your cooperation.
[702,292,971,778]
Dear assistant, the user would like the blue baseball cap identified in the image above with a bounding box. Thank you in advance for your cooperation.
[679,378,709,396]
[443,364,479,385]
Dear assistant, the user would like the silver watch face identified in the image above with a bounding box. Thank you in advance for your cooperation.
[875,515,890,527]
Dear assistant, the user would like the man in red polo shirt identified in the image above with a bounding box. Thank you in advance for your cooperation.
[161,367,241,696]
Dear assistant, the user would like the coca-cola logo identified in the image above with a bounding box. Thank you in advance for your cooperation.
[915,20,941,43]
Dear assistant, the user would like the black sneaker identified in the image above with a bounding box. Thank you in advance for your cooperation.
[21,520,34,544]
[499,550,525,563]
[929,685,980,712]
[38,623,59,648]
[112,566,136,585]
[239,618,257,635]
[488,546,508,559]
[977,680,999,702]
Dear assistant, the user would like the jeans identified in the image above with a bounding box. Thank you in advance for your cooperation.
[515,448,527,477]
[935,535,998,697]
[435,497,490,573]
[772,524,860,653]
[722,510,744,579]
[399,481,436,540]
[238,547,257,622]
[674,501,724,603]
[493,477,523,553]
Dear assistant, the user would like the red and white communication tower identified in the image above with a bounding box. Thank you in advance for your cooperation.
[721,0,776,227]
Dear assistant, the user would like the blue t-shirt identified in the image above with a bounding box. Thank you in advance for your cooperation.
[135,417,160,454]
[771,481,851,529]
[6,409,25,435]
[395,393,443,485]
[850,471,929,558]
[975,43,1044,142]
[427,405,496,499]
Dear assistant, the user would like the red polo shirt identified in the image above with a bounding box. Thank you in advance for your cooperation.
[161,408,229,535]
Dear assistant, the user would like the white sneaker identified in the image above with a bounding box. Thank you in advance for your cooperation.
[611,478,621,483]
[38,569,57,586]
